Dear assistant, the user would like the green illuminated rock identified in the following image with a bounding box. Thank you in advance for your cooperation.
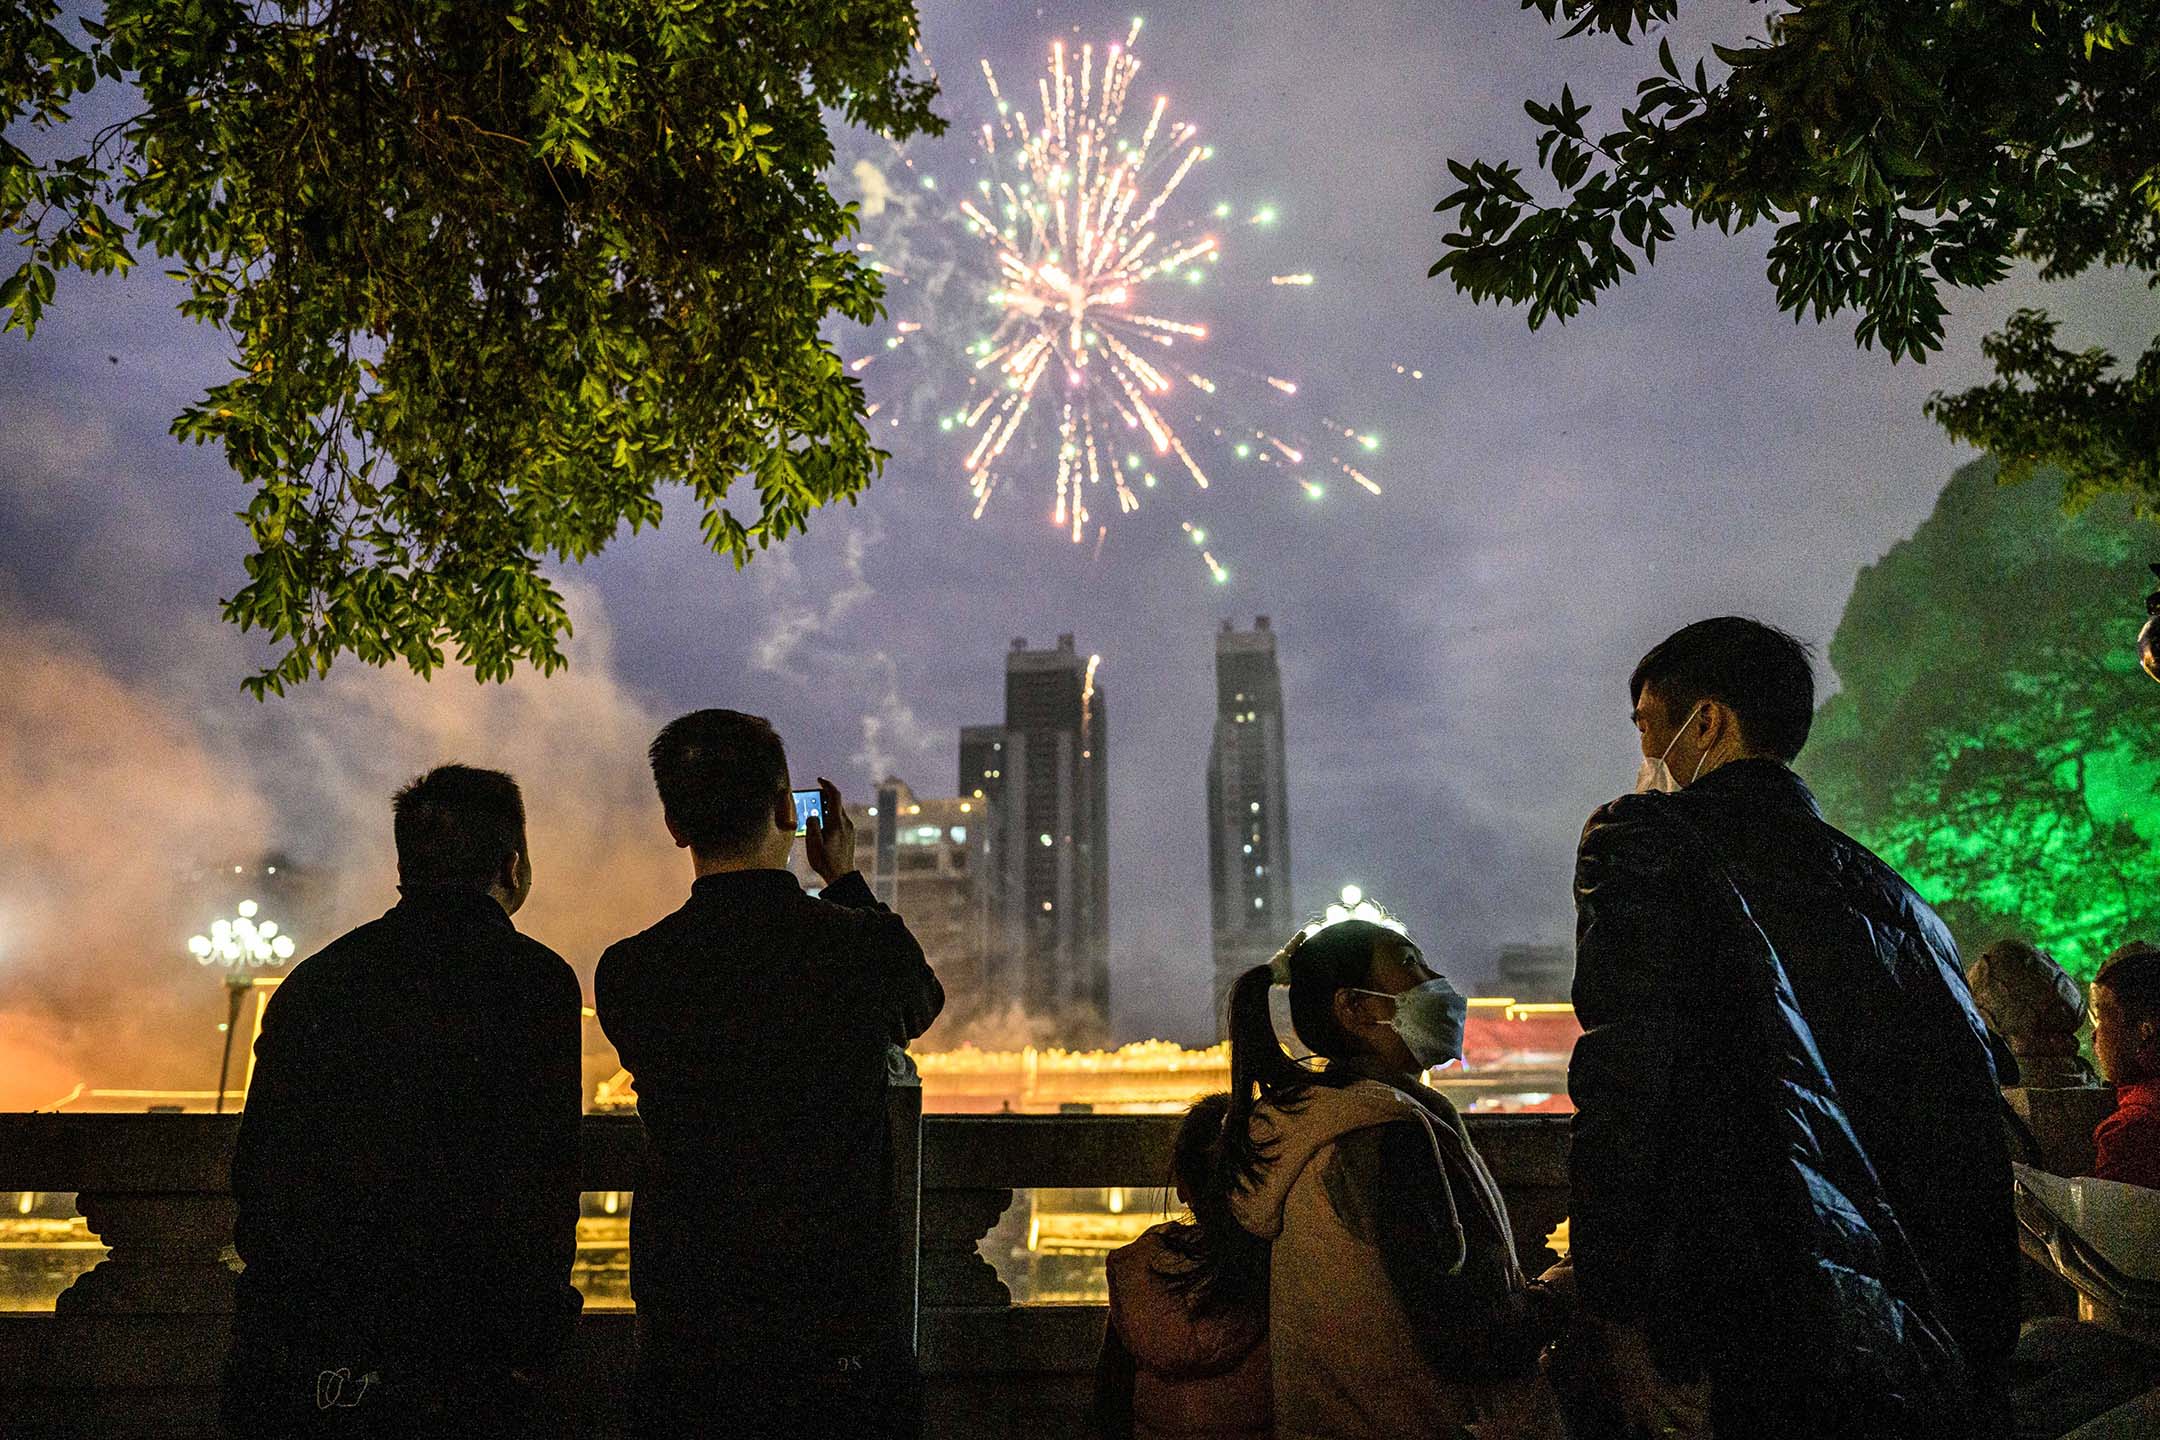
[1808,459,2160,979]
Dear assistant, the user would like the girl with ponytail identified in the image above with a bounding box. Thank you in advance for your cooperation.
[1219,917,1571,1440]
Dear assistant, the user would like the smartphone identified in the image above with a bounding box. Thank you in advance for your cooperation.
[792,787,824,837]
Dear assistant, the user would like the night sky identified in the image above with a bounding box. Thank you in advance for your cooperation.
[2,0,2152,1075]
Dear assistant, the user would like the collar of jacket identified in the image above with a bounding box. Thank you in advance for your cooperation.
[689,868,803,899]
[1688,754,1820,815]
[391,884,515,931]
[1334,1053,1455,1117]
[2117,1077,2160,1113]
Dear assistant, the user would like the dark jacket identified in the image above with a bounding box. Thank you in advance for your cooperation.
[230,888,585,1374]
[594,868,943,1371]
[1570,759,1998,1437]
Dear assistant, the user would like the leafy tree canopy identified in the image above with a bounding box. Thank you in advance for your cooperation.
[2,0,941,693]
[1808,457,2160,978]
[1432,1,2159,517]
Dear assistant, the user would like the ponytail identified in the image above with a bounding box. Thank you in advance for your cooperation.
[1215,919,1404,1197]
[1220,963,1297,1195]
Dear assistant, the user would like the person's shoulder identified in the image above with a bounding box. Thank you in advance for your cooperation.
[273,914,393,997]
[596,902,694,971]
[505,931,581,1000]
[2105,1083,2160,1124]
[1109,1222,1178,1277]
[1576,791,1684,871]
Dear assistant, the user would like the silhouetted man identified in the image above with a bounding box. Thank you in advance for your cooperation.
[225,765,584,1439]
[1566,617,2014,1439]
[598,709,943,1440]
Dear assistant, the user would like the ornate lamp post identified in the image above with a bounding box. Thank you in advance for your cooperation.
[187,900,296,1113]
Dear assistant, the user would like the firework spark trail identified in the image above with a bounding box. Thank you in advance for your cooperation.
[962,22,1226,535]
[844,19,1390,583]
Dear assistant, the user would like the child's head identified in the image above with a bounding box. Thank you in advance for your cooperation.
[1156,1090,1268,1314]
[2093,941,2160,1085]
[1171,1091,1232,1209]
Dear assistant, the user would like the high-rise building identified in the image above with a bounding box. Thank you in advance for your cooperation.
[962,635,1110,1036]
[959,725,1007,809]
[1208,617,1292,1032]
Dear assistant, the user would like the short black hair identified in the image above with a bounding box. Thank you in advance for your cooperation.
[1630,616,1817,762]
[648,709,789,857]
[2096,942,2160,1027]
[392,764,525,889]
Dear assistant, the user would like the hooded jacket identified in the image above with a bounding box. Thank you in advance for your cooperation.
[1570,759,1991,1437]
[1228,1078,1563,1440]
[1098,1223,1272,1440]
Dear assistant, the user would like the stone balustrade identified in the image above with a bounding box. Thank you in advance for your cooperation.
[0,1107,1572,1439]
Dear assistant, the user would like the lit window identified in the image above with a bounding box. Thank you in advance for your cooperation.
[950,826,967,842]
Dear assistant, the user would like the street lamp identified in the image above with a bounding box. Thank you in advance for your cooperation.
[1306,884,1408,937]
[188,900,296,1113]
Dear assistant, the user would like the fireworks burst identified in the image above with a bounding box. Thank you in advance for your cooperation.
[956,19,1227,540]
[841,19,1390,582]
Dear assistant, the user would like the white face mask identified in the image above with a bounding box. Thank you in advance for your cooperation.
[1633,704,1710,794]
[1351,978,1469,1071]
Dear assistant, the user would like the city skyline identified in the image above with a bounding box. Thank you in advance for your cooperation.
[5,1,2146,1088]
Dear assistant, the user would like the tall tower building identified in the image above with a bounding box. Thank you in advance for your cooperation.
[963,635,1110,1035]
[1209,617,1292,1032]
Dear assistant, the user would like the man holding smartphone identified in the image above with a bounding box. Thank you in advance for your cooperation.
[597,708,944,1440]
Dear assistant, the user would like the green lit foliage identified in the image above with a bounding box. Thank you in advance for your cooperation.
[1,0,941,693]
[1808,459,2160,978]
[1431,2,2159,517]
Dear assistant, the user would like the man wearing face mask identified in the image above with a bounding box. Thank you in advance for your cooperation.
[1563,617,2014,1440]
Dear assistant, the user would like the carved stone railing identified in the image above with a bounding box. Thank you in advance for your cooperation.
[0,1108,1572,1440]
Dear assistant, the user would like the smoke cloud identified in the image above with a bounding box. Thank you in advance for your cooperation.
[0,616,271,1107]
[751,522,937,785]
[0,584,690,1108]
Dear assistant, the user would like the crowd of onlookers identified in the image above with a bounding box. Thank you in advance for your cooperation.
[214,616,2160,1440]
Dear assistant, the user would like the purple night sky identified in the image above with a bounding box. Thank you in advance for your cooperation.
[1,1,2150,1080]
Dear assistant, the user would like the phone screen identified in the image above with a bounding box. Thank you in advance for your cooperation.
[792,788,824,837]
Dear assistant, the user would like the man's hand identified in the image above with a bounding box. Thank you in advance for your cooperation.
[1534,1258,1579,1309]
[804,776,856,884]
[1585,1320,1709,1440]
